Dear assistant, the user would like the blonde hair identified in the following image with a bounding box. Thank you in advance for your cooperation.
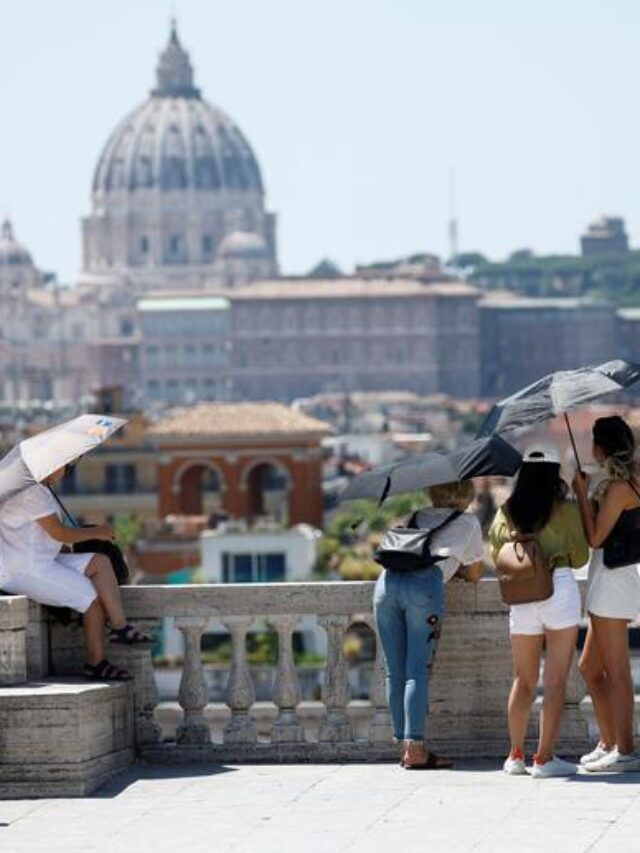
[428,480,475,511]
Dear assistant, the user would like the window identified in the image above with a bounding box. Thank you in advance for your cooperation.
[140,236,150,255]
[105,464,136,494]
[202,234,214,259]
[120,318,135,337]
[222,553,286,583]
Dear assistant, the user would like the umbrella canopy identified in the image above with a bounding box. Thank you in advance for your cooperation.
[476,359,640,439]
[339,434,522,503]
[0,414,127,505]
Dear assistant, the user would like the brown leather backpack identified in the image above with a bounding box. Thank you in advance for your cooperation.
[495,505,553,605]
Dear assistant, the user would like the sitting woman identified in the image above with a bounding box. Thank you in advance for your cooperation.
[374,480,484,770]
[0,466,151,681]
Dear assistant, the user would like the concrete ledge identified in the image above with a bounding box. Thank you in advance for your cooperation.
[0,679,135,798]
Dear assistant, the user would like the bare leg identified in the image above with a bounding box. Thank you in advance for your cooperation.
[508,634,544,754]
[84,555,126,629]
[579,617,616,749]
[591,614,635,754]
[83,599,106,665]
[537,626,578,761]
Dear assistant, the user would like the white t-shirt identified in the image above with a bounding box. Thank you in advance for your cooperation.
[0,484,62,574]
[413,508,484,582]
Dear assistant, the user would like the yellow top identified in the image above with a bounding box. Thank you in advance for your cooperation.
[489,500,589,570]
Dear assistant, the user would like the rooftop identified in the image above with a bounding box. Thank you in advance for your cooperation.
[230,278,479,300]
[3,761,639,852]
[148,402,332,440]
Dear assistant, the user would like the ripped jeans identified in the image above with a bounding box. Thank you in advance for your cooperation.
[373,567,444,741]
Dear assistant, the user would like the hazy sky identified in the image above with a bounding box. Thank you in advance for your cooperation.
[1,0,639,281]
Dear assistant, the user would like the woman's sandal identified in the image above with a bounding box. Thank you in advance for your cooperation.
[404,751,454,770]
[84,659,133,682]
[108,623,153,645]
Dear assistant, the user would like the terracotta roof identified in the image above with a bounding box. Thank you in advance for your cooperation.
[148,402,332,439]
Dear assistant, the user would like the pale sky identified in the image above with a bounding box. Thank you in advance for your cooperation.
[1,0,639,281]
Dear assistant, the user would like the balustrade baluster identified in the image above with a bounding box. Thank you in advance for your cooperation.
[362,615,392,744]
[176,617,211,745]
[318,614,353,743]
[223,617,257,745]
[269,615,304,743]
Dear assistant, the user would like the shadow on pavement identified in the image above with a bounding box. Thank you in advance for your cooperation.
[567,771,640,785]
[93,762,238,798]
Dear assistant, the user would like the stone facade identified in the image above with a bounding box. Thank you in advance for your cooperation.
[480,296,617,397]
[134,279,481,404]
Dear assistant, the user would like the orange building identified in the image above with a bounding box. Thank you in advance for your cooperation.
[60,403,331,575]
[149,403,330,527]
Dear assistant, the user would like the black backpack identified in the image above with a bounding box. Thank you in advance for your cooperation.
[374,510,462,572]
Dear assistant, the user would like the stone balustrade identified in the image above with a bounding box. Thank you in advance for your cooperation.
[116,578,591,762]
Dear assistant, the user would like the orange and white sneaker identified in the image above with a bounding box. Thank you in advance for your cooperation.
[531,754,577,778]
[503,749,527,775]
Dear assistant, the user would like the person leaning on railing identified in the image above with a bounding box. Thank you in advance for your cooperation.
[0,465,152,682]
[374,480,485,770]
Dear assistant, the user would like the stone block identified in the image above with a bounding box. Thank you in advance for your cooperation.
[26,602,49,680]
[0,679,134,797]
[0,596,28,686]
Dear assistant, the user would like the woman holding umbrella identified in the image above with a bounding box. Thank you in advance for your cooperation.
[572,416,640,773]
[0,415,152,681]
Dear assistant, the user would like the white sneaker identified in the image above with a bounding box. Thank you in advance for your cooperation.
[503,755,527,775]
[584,747,640,773]
[530,756,578,778]
[580,744,612,766]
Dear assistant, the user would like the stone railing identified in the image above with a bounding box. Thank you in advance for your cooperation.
[112,578,591,762]
[0,579,592,764]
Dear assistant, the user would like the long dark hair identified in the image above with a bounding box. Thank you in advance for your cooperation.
[593,416,637,482]
[506,462,568,533]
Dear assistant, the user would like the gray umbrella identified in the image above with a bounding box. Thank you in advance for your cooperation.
[476,358,640,467]
[339,434,522,503]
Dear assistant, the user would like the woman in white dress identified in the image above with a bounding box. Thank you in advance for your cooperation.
[0,465,152,681]
[572,415,640,772]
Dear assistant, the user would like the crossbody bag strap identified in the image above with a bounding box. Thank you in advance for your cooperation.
[46,485,78,528]
[424,509,462,540]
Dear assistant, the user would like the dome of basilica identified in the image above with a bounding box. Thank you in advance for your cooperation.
[92,25,263,195]
[81,21,277,289]
[0,219,33,266]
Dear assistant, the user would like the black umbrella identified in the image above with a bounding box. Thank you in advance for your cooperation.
[339,434,522,503]
[476,359,640,468]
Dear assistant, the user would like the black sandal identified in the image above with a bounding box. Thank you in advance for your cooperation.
[84,659,133,682]
[108,623,153,645]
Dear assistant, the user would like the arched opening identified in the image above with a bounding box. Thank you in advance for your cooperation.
[176,464,224,516]
[245,462,289,524]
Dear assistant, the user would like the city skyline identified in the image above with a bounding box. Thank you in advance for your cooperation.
[1,0,640,282]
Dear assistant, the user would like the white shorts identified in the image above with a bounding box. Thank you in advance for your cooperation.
[0,552,97,613]
[509,568,581,636]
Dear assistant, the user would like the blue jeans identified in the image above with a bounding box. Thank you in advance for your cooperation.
[373,567,444,741]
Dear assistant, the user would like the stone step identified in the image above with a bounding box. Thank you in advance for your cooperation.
[0,679,135,798]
